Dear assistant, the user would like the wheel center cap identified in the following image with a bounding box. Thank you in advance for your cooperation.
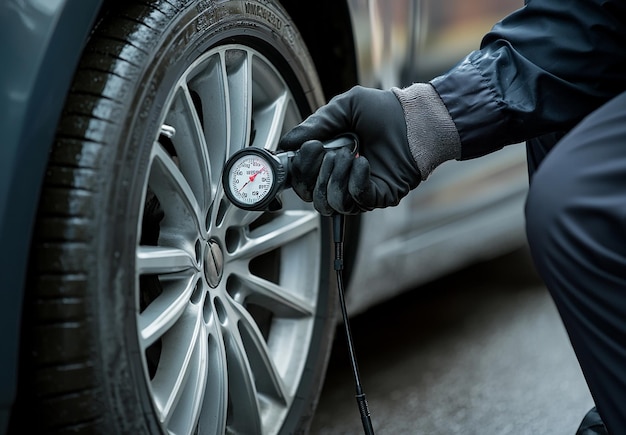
[204,240,224,288]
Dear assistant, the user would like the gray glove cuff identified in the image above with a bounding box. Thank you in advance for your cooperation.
[392,83,461,180]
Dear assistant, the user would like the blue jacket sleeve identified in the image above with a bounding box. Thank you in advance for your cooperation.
[431,0,626,159]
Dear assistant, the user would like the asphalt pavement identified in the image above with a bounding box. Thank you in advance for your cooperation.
[310,247,594,435]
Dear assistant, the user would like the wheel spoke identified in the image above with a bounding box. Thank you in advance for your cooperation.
[248,52,292,151]
[231,211,319,261]
[220,199,264,228]
[232,300,288,403]
[166,323,211,434]
[251,90,289,151]
[223,318,263,433]
[234,272,315,318]
[164,84,212,212]
[225,48,253,152]
[196,319,228,434]
[150,307,204,424]
[138,273,198,347]
[137,245,197,275]
[188,52,229,189]
[149,143,204,237]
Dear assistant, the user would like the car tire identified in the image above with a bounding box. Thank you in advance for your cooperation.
[12,1,337,434]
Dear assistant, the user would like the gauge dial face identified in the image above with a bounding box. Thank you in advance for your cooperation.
[227,153,275,207]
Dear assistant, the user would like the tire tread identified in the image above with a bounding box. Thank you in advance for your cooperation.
[12,2,163,432]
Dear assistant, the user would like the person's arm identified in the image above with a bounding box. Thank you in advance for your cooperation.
[279,0,626,215]
[425,0,626,159]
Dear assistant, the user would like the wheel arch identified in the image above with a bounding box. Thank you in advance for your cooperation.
[279,0,363,286]
[279,0,359,99]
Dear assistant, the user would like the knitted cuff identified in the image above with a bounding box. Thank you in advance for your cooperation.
[392,83,461,180]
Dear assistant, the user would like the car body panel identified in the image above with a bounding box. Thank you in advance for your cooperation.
[345,0,527,315]
[348,145,528,315]
[0,0,103,430]
[346,0,423,88]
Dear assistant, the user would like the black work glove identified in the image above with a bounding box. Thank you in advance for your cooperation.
[279,86,421,215]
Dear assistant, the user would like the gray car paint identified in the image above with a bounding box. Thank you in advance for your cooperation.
[0,0,103,431]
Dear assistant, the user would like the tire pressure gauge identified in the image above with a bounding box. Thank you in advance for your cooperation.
[223,133,374,434]
[222,134,358,211]
[223,147,287,211]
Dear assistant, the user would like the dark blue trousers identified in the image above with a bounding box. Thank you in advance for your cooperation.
[525,90,626,434]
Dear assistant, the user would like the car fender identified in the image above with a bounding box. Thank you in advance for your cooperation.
[0,0,103,432]
[346,0,422,89]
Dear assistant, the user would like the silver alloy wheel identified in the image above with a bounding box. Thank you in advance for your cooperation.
[135,45,323,434]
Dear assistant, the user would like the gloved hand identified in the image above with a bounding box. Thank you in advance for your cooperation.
[279,84,461,215]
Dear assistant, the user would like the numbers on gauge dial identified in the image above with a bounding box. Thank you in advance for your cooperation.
[228,154,274,205]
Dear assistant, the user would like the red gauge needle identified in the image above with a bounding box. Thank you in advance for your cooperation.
[237,167,266,192]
